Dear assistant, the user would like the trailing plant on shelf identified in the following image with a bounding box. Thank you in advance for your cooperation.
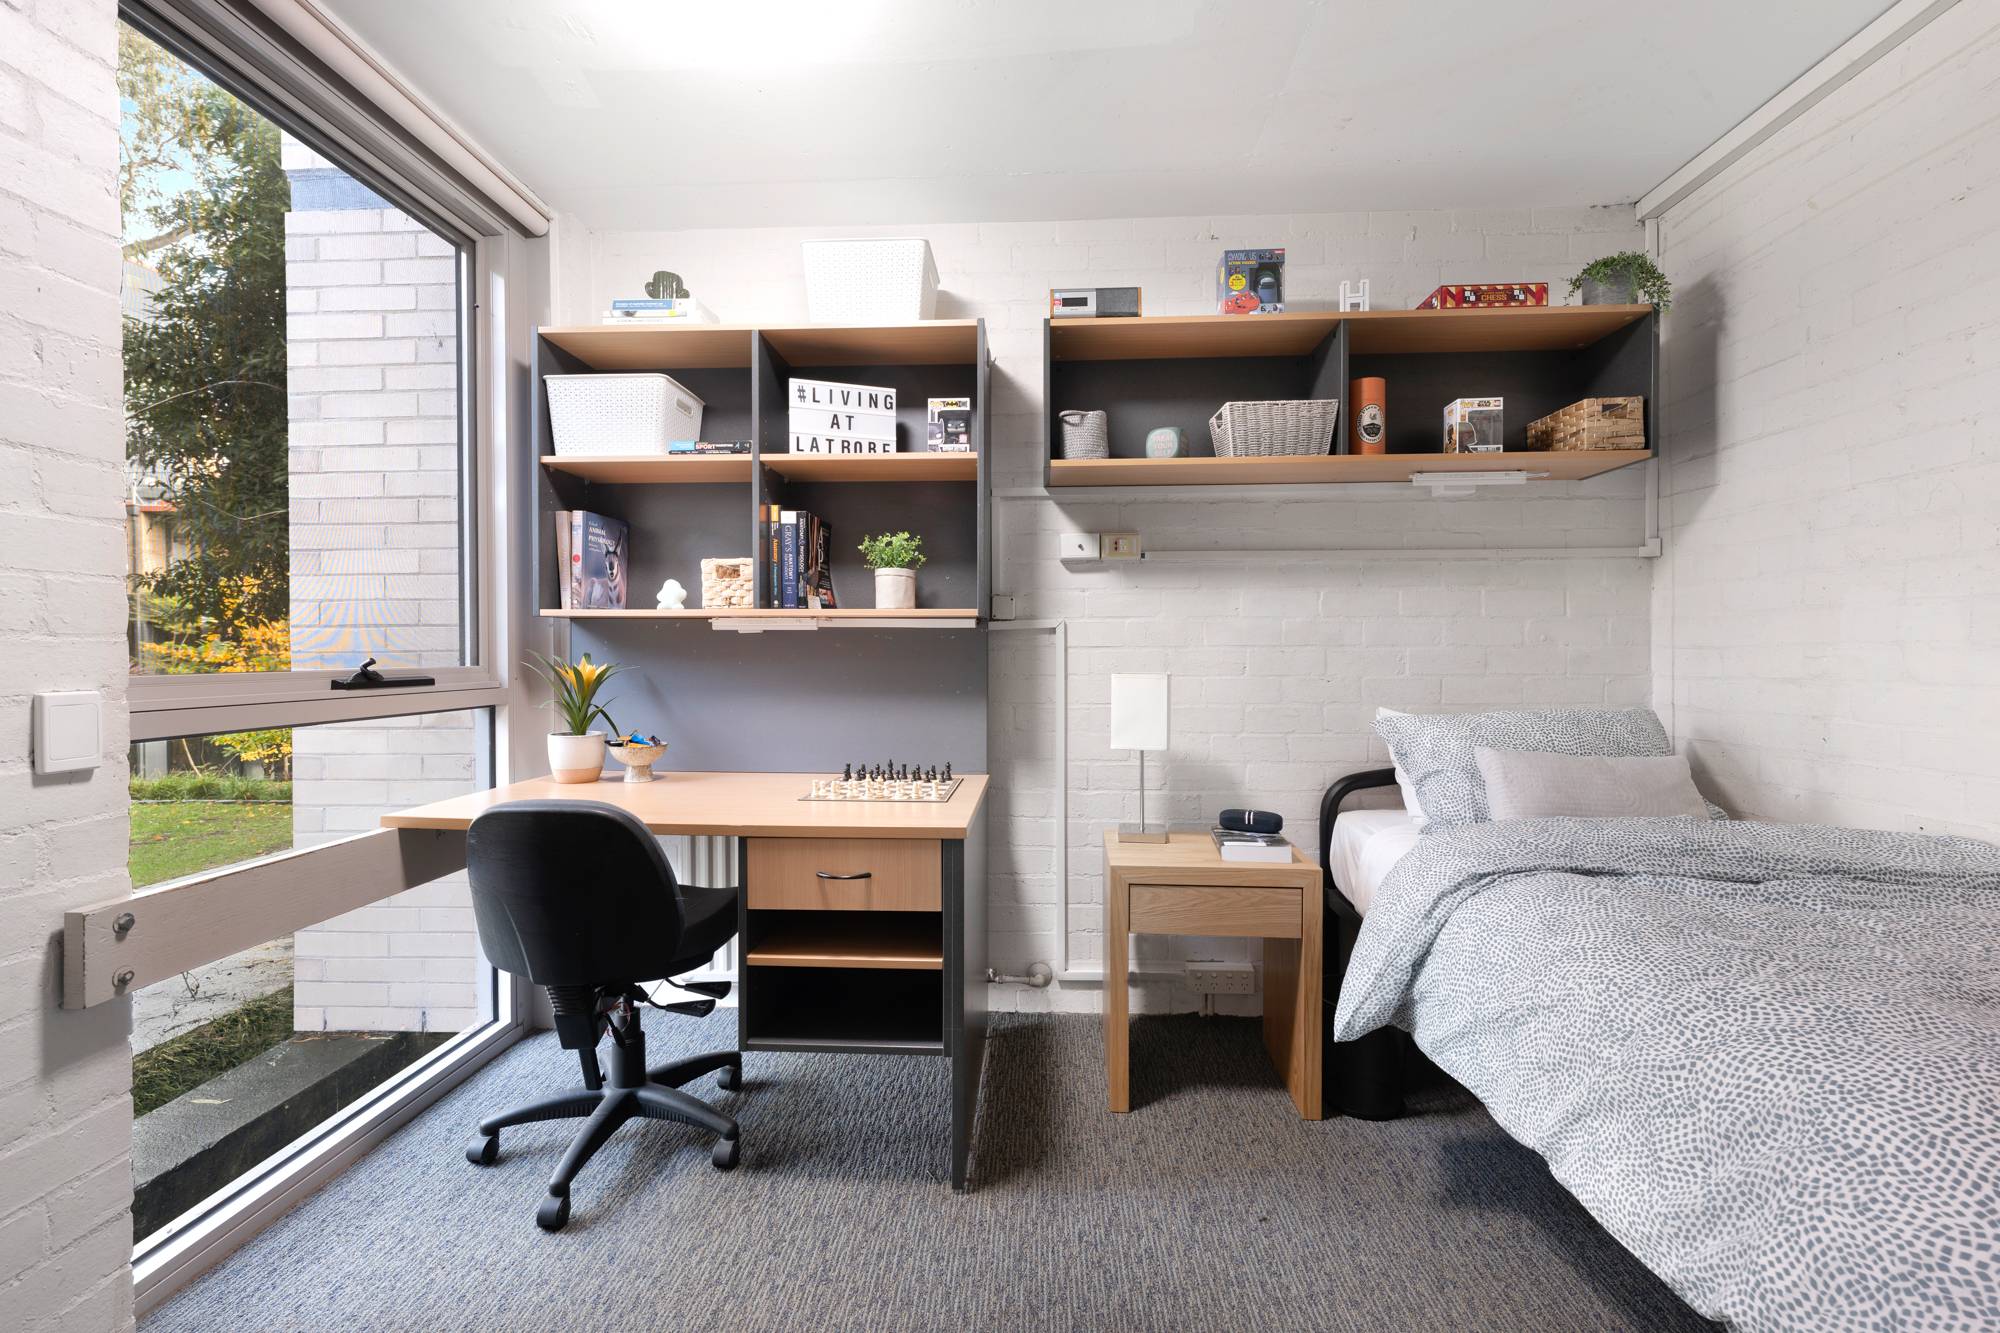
[1570,251,1672,312]
[858,531,926,611]
[525,652,624,783]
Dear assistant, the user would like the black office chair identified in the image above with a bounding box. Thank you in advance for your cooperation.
[461,800,744,1230]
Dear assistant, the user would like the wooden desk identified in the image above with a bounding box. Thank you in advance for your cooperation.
[383,771,990,1189]
[1102,831,1323,1119]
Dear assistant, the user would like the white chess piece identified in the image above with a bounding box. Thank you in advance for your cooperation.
[655,577,687,610]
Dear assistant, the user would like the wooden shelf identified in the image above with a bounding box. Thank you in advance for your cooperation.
[1046,305,1653,362]
[760,320,979,367]
[760,452,975,482]
[541,454,751,483]
[1047,450,1650,488]
[541,607,979,624]
[1050,312,1344,361]
[539,324,756,370]
[746,918,942,971]
[1343,305,1653,354]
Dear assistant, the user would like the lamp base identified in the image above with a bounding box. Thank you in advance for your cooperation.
[1116,823,1169,843]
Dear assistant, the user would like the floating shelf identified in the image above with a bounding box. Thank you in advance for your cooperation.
[1046,305,1652,362]
[1047,450,1650,488]
[541,454,751,483]
[746,918,943,971]
[541,607,979,629]
[761,453,975,482]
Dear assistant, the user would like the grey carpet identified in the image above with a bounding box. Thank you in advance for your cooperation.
[144,1011,1716,1332]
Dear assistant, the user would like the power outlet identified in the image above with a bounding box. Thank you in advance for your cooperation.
[1103,531,1141,559]
[1185,961,1256,994]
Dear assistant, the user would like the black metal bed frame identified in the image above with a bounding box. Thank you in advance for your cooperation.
[1318,767,1413,1119]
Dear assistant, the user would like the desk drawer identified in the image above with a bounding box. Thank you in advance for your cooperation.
[747,837,941,912]
[1129,884,1301,938]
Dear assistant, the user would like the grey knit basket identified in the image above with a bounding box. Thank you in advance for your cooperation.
[1208,399,1341,458]
[1057,409,1110,460]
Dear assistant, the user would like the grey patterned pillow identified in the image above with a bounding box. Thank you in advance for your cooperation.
[1373,707,1676,830]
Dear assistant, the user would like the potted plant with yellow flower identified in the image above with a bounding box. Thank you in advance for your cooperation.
[526,652,623,783]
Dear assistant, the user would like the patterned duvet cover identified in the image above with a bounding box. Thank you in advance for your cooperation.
[1331,816,2000,1333]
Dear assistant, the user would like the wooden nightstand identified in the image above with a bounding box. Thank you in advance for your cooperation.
[1102,830,1323,1119]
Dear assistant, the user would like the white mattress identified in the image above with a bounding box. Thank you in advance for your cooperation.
[1328,808,1422,916]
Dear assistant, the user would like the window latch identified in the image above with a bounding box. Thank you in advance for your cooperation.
[331,658,435,691]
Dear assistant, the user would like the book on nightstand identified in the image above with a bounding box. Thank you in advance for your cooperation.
[1210,828,1293,863]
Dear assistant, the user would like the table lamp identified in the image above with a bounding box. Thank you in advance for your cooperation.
[1111,673,1169,843]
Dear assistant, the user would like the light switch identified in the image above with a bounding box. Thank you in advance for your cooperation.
[33,691,101,775]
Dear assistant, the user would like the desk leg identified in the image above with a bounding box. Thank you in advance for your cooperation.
[1105,868,1130,1113]
[1261,890,1324,1120]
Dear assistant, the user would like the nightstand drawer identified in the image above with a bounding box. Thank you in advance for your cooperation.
[746,837,941,911]
[1129,884,1302,938]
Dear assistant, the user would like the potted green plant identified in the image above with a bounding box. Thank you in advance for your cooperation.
[1569,251,1672,311]
[858,531,925,610]
[525,652,622,783]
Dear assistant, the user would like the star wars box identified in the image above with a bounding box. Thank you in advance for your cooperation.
[1444,397,1505,453]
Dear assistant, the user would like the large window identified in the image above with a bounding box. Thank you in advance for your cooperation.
[120,23,470,682]
[114,14,517,1294]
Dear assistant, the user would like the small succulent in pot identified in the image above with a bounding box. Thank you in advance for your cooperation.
[858,531,926,610]
[1569,251,1672,312]
[526,652,623,783]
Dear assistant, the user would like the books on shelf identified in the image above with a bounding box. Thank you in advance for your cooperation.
[553,510,629,609]
[1210,828,1292,863]
[600,297,717,324]
[761,504,838,610]
[667,439,752,455]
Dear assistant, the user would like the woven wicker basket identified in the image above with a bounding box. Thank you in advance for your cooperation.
[1208,399,1341,458]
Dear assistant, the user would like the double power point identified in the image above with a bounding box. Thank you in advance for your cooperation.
[1059,531,1142,563]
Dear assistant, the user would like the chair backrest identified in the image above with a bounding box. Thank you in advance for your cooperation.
[465,800,687,988]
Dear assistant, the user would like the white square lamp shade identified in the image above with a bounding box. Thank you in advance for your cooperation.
[1110,674,1169,841]
[1110,674,1169,751]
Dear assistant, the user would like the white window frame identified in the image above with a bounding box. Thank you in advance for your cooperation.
[115,15,552,1308]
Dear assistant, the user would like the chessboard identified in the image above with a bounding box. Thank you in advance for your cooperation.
[802,767,961,803]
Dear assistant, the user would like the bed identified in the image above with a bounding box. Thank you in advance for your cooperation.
[1320,765,2000,1332]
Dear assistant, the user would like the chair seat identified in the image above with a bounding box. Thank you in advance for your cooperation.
[661,882,736,975]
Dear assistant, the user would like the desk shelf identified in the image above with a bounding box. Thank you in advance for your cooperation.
[740,964,945,1055]
[745,912,943,971]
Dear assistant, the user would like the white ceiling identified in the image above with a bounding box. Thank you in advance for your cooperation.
[322,0,1891,231]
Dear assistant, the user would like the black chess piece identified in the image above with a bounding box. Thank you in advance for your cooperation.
[943,762,952,781]
[842,763,852,781]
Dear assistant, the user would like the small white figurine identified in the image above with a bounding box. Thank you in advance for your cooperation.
[655,577,688,610]
[1338,279,1371,312]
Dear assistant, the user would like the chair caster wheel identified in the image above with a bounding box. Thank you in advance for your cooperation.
[536,1192,570,1231]
[712,1135,740,1170]
[715,1062,740,1091]
[466,1134,498,1166]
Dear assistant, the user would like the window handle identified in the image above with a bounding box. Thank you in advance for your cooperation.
[815,870,872,880]
[331,657,436,691]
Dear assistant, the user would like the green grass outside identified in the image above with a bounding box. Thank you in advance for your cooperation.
[131,773,291,802]
[132,984,297,1117]
[129,800,294,888]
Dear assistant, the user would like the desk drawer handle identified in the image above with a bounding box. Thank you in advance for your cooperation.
[815,870,873,880]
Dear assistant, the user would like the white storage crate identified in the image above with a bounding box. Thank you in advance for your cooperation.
[544,373,704,456]
[803,238,939,322]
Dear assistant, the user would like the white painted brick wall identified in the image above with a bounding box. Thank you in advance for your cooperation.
[1656,2,2000,841]
[284,146,480,1033]
[0,1,134,1327]
[568,202,1652,1015]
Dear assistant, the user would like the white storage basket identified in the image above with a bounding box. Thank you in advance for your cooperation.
[545,373,704,456]
[1208,399,1341,458]
[802,238,939,323]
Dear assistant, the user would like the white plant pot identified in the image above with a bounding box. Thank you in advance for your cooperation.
[874,567,916,610]
[548,731,607,784]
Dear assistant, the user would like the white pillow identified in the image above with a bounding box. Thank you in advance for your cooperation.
[1473,746,1711,821]
[1374,707,1427,827]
